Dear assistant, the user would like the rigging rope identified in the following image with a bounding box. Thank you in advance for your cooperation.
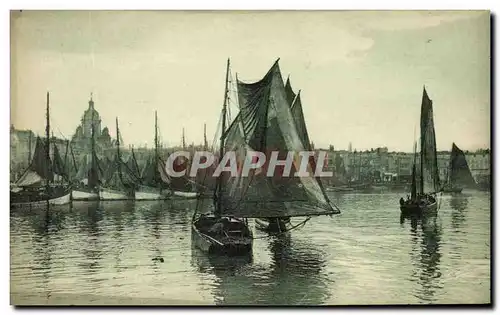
[250,216,312,240]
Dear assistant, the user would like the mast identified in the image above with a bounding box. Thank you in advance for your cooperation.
[203,123,208,151]
[45,92,51,188]
[155,111,158,161]
[419,87,425,195]
[28,131,32,166]
[215,58,230,217]
[116,117,122,178]
[91,95,96,185]
[64,139,69,182]
[411,141,417,200]
[182,128,186,150]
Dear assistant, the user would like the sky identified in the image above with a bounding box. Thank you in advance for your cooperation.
[10,10,490,152]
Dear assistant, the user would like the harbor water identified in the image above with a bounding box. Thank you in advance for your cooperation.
[10,191,490,305]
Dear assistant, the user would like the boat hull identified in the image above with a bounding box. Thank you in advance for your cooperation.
[135,188,172,201]
[400,196,438,216]
[11,187,72,209]
[173,190,199,199]
[72,189,100,201]
[191,215,253,256]
[255,217,292,233]
[99,188,135,201]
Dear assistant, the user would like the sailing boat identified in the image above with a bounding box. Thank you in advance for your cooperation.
[441,143,476,194]
[72,95,102,201]
[11,92,72,208]
[99,118,139,200]
[255,75,339,232]
[192,59,340,254]
[191,59,253,255]
[167,128,199,199]
[400,87,441,215]
[135,111,172,200]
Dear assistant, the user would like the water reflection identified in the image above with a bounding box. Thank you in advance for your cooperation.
[401,214,443,303]
[27,208,68,298]
[191,234,330,305]
[139,202,165,271]
[102,202,126,272]
[450,196,469,232]
[74,202,104,278]
[265,235,330,305]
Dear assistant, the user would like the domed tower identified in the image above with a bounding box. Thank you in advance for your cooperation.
[81,93,101,138]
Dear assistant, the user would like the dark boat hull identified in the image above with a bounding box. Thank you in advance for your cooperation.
[10,186,72,209]
[400,196,437,216]
[191,215,253,256]
[255,217,292,233]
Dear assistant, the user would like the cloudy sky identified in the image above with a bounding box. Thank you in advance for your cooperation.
[10,10,490,151]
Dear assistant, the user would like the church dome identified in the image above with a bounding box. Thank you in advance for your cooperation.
[83,98,100,121]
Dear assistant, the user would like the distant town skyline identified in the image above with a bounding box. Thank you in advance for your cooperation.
[10,11,490,152]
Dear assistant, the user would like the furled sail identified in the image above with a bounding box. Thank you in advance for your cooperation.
[419,87,440,194]
[75,152,103,187]
[103,154,139,190]
[52,144,68,182]
[217,60,338,218]
[448,143,476,189]
[141,155,172,188]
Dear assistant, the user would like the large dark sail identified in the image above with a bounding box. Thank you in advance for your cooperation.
[217,60,338,218]
[448,143,476,189]
[284,77,296,106]
[419,87,440,194]
[15,137,53,187]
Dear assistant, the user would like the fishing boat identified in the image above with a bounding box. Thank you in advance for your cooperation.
[72,95,102,201]
[168,129,200,199]
[400,87,441,216]
[192,59,253,255]
[11,92,72,209]
[136,111,172,200]
[255,75,339,232]
[193,58,340,254]
[99,118,138,200]
[441,143,476,194]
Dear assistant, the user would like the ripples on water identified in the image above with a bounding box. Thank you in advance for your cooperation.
[10,191,490,305]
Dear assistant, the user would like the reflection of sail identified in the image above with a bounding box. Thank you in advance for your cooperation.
[404,215,443,303]
[450,196,469,231]
[191,235,329,305]
[265,235,330,305]
[190,249,254,305]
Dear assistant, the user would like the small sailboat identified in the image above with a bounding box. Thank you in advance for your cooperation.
[400,87,441,216]
[135,111,172,200]
[99,118,138,200]
[72,95,102,201]
[11,92,72,208]
[441,143,477,194]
